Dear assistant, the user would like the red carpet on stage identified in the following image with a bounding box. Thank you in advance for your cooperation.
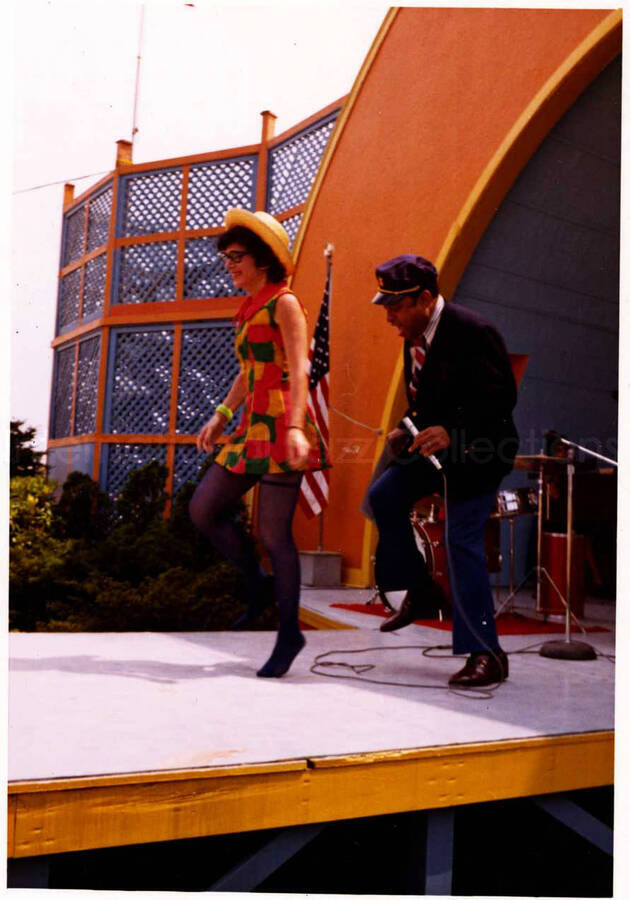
[330,603,610,635]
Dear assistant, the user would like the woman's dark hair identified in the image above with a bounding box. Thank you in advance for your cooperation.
[217,225,287,282]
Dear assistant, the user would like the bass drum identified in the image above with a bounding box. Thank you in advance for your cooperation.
[410,515,501,608]
[411,518,451,603]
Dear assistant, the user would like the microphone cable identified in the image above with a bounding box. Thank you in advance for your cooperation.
[310,454,507,698]
[310,433,612,695]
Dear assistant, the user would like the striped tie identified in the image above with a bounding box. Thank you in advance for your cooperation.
[409,337,427,400]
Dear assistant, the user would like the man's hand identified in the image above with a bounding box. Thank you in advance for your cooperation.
[387,427,411,457]
[410,425,450,457]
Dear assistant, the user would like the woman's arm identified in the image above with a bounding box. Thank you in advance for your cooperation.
[276,293,312,470]
[196,371,247,453]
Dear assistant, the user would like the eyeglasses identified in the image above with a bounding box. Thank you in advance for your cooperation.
[219,250,250,265]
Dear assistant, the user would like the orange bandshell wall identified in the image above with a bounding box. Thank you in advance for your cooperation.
[289,7,621,587]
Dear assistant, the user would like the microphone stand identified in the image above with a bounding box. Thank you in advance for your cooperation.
[539,436,617,661]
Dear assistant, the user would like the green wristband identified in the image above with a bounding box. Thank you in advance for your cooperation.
[216,403,234,421]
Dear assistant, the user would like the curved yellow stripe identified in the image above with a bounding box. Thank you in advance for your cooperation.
[360,10,622,587]
[291,7,400,265]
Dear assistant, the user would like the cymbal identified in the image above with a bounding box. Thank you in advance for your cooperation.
[514,454,571,471]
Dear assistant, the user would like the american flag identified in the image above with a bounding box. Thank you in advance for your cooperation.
[299,269,331,518]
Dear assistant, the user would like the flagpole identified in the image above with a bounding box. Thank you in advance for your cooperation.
[318,243,334,551]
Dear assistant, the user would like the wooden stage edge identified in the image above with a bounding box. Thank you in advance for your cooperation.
[8,730,613,859]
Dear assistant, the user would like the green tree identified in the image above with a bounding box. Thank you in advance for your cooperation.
[116,460,169,531]
[10,420,46,477]
[10,475,57,543]
[53,471,112,540]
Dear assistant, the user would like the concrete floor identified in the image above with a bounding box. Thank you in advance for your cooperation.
[9,592,615,782]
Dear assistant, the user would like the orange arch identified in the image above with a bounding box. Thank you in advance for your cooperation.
[290,8,621,586]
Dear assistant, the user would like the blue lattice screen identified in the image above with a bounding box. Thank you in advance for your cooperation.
[101,443,167,502]
[183,236,245,299]
[51,345,76,439]
[117,168,183,237]
[173,444,206,495]
[106,327,174,434]
[176,321,240,435]
[86,184,113,252]
[82,253,107,320]
[74,335,101,435]
[186,156,257,229]
[57,269,82,335]
[61,204,86,267]
[267,113,338,215]
[281,212,303,249]
[114,241,178,304]
[57,185,112,334]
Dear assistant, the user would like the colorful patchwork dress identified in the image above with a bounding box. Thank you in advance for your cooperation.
[215,281,331,476]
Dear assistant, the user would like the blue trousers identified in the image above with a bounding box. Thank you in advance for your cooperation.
[368,460,500,655]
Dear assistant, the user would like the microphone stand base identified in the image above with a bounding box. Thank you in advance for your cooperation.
[539,639,597,661]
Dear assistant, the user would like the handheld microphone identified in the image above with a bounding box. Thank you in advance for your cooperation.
[402,416,442,471]
[544,429,565,443]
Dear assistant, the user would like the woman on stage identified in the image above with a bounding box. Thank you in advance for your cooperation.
[189,208,329,677]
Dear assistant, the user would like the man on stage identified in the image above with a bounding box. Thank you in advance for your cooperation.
[367,255,519,687]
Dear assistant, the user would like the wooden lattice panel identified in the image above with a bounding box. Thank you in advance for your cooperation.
[74,335,101,435]
[186,156,257,230]
[281,212,303,248]
[267,113,338,215]
[105,327,174,434]
[61,204,86,267]
[115,241,178,304]
[118,168,183,237]
[56,269,82,334]
[51,345,76,439]
[102,443,167,503]
[183,236,244,299]
[82,254,107,320]
[86,184,113,252]
[173,444,205,496]
[176,321,240,435]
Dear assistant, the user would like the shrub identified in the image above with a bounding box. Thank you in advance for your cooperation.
[10,475,57,544]
[53,471,112,540]
[116,460,169,531]
[9,457,271,633]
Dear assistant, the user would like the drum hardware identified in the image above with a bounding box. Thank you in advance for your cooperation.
[491,486,538,617]
[494,453,579,620]
[539,434,617,661]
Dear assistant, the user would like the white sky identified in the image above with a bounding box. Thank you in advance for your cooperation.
[9,0,387,450]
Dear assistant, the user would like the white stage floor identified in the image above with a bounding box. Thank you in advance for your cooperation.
[9,613,614,784]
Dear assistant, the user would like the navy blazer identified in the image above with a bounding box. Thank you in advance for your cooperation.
[401,302,519,499]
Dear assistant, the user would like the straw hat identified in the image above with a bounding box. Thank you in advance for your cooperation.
[224,208,294,275]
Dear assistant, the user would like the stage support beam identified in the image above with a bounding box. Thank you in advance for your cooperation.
[7,855,50,888]
[423,807,455,895]
[208,823,325,891]
[534,793,613,855]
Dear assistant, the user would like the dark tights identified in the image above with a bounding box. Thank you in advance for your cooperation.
[189,463,304,677]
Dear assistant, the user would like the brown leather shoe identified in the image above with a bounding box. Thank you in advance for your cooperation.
[380,590,421,632]
[448,649,509,687]
[380,581,449,632]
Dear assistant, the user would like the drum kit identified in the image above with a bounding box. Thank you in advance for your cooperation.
[410,485,537,610]
[409,435,617,660]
